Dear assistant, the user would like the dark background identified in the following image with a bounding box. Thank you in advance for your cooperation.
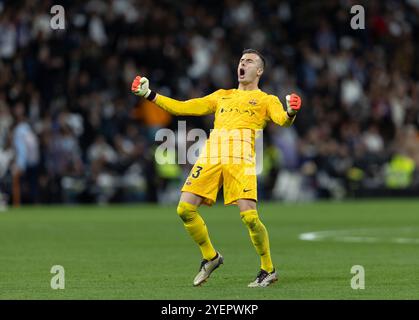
[0,0,418,205]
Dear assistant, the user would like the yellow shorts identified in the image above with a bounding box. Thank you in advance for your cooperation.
[181,158,257,206]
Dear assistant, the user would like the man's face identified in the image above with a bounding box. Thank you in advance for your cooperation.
[237,53,263,84]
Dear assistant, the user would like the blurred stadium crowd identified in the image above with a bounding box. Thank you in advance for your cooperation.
[0,0,419,205]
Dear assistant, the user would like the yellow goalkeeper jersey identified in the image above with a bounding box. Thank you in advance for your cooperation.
[155,88,294,130]
[155,88,294,162]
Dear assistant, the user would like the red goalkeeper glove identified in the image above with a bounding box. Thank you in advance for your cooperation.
[285,93,302,117]
[131,76,156,100]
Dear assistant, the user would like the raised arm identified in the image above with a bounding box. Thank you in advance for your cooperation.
[266,93,301,127]
[153,94,216,116]
[131,76,217,116]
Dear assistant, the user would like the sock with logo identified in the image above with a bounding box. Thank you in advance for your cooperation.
[240,209,274,273]
[177,201,217,261]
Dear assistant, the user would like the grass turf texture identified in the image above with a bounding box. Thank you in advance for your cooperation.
[1,200,418,299]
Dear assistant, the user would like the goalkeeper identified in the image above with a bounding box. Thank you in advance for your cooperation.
[132,49,302,287]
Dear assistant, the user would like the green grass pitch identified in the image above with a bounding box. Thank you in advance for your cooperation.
[1,200,418,299]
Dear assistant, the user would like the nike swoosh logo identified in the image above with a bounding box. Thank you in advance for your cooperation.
[243,189,252,193]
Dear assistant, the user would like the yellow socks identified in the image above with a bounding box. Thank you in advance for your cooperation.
[240,209,274,273]
[177,201,217,261]
[176,203,273,271]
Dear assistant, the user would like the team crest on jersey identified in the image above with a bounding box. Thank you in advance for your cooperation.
[249,99,257,106]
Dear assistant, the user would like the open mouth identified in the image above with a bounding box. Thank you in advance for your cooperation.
[239,68,245,78]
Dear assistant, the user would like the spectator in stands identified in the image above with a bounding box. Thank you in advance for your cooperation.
[12,103,40,203]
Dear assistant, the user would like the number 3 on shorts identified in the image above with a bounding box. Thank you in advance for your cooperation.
[191,166,203,178]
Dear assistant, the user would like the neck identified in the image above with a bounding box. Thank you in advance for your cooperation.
[237,82,259,91]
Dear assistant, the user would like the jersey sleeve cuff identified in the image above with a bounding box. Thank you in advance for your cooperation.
[146,91,157,101]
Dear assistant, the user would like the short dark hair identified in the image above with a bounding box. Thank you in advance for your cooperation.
[242,48,266,69]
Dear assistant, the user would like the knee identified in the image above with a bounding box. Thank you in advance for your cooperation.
[177,202,197,223]
[240,210,259,230]
[237,199,257,212]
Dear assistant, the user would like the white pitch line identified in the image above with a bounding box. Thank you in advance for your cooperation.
[392,238,419,244]
[299,229,419,245]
